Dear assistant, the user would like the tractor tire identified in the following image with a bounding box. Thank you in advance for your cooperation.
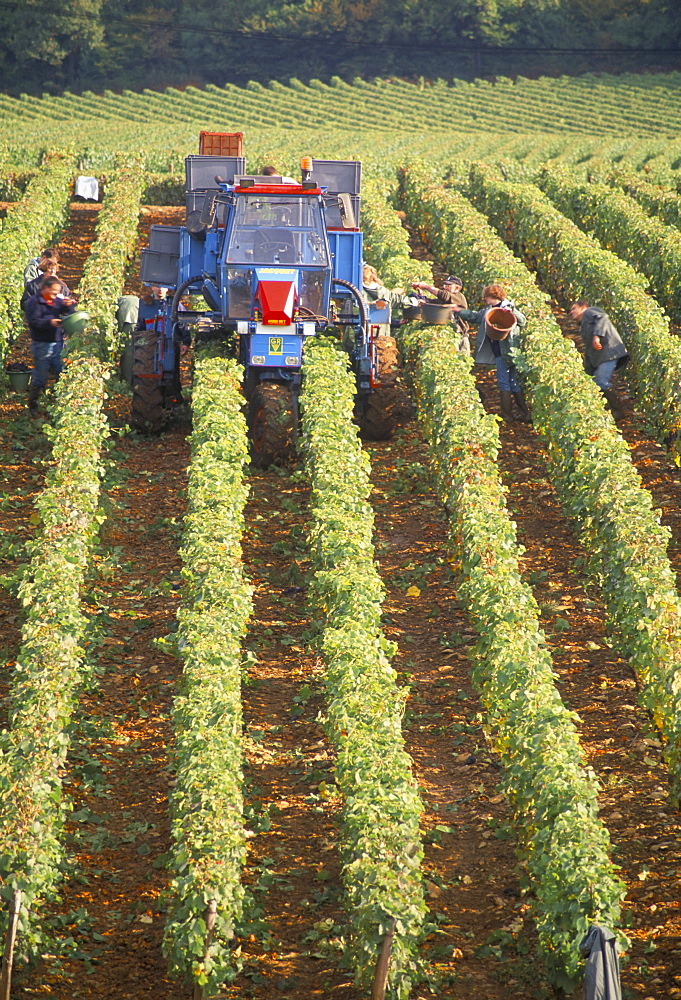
[359,336,399,441]
[131,329,167,434]
[248,383,295,468]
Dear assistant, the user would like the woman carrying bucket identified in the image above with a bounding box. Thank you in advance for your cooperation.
[452,283,530,423]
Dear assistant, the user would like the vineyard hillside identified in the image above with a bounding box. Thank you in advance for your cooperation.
[1,70,681,1000]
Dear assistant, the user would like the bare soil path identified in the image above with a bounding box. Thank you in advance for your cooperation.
[221,470,360,1000]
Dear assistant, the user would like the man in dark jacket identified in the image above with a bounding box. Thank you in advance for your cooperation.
[412,275,468,311]
[24,275,76,409]
[569,301,629,418]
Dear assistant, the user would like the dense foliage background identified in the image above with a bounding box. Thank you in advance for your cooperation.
[0,0,678,95]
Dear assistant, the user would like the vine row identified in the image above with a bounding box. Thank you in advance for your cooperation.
[0,151,74,366]
[0,358,108,964]
[536,166,681,321]
[300,338,426,999]
[70,154,145,361]
[163,357,252,997]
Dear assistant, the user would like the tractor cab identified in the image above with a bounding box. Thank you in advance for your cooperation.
[225,189,329,266]
[221,186,332,325]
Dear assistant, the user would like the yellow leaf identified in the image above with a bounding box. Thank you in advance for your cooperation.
[406,585,421,597]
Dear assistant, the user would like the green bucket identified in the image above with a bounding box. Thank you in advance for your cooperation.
[8,370,31,391]
[61,311,91,337]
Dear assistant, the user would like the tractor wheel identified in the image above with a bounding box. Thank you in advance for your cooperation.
[248,383,295,468]
[131,329,166,434]
[359,336,399,441]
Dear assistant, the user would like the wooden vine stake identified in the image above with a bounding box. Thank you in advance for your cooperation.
[370,916,397,1000]
[192,899,218,1000]
[0,889,22,1000]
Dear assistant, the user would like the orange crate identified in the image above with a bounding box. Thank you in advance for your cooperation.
[199,131,243,156]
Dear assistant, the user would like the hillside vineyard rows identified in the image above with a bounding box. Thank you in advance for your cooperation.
[1,71,681,999]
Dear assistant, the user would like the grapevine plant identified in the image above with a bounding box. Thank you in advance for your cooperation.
[72,154,145,361]
[163,357,253,997]
[0,150,74,366]
[606,167,681,230]
[362,177,433,289]
[300,339,426,999]
[359,176,626,983]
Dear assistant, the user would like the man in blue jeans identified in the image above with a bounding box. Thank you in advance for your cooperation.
[569,301,629,419]
[24,275,76,410]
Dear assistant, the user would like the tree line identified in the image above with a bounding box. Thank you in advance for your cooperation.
[0,0,678,97]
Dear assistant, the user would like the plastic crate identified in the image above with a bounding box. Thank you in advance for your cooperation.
[140,249,179,287]
[185,155,246,191]
[199,131,243,156]
[311,159,361,196]
[149,225,181,255]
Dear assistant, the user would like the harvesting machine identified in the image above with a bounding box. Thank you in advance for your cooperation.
[132,132,398,465]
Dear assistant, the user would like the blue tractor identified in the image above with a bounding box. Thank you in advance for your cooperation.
[133,137,399,465]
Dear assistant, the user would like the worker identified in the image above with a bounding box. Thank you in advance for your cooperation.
[412,275,470,354]
[412,275,467,310]
[24,275,76,409]
[261,164,296,183]
[452,283,531,423]
[569,301,628,418]
[116,294,140,385]
[24,248,60,287]
[117,293,139,334]
[137,285,168,328]
[137,286,190,352]
[363,264,412,311]
[21,262,70,311]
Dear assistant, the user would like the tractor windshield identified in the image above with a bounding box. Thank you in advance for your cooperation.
[226,194,329,266]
